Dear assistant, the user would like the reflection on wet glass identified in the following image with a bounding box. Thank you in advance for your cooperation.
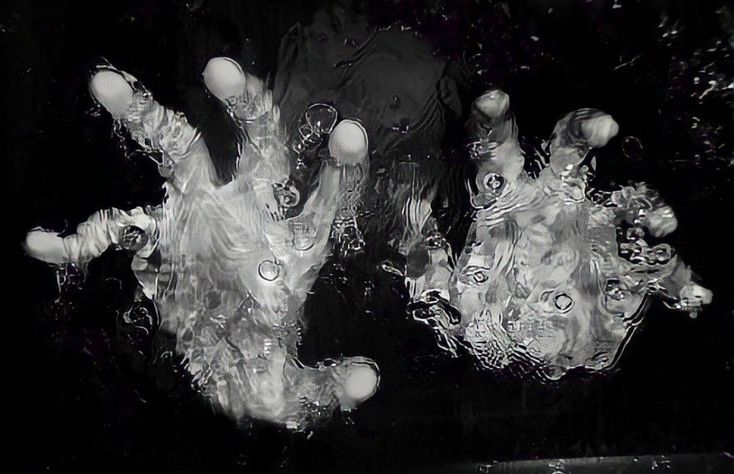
[406,89,712,380]
[22,54,713,431]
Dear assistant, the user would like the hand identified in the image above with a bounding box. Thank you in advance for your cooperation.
[410,89,711,380]
[26,57,378,429]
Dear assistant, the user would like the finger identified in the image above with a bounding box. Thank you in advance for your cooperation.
[548,108,619,173]
[467,90,524,203]
[282,120,369,268]
[328,119,369,166]
[24,207,157,266]
[202,57,279,131]
[331,357,379,411]
[468,89,514,144]
[326,119,369,225]
[203,58,291,190]
[201,57,246,105]
[90,67,214,189]
[610,183,678,237]
[23,229,68,265]
[644,204,678,237]
[89,69,134,119]
[659,262,713,316]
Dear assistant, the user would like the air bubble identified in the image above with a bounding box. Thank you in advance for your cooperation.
[553,292,574,312]
[258,260,281,281]
[483,173,505,194]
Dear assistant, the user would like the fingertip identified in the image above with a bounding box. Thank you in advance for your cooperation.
[89,70,134,119]
[474,89,510,119]
[21,231,35,255]
[581,113,619,148]
[328,119,368,166]
[343,364,379,401]
[23,229,63,263]
[23,229,47,254]
[202,57,246,102]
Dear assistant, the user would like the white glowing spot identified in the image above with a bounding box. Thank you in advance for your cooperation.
[580,114,619,147]
[328,119,368,166]
[89,70,134,119]
[475,89,510,118]
[343,364,379,403]
[202,57,246,103]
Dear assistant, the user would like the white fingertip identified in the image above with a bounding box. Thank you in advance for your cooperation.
[202,57,246,103]
[328,119,368,166]
[24,230,65,264]
[475,89,510,119]
[343,364,379,403]
[581,114,619,148]
[89,70,134,119]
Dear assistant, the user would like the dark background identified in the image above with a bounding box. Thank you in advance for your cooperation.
[3,0,734,472]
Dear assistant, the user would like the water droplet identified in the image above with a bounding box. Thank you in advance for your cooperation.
[554,292,574,312]
[258,260,280,281]
[483,173,505,194]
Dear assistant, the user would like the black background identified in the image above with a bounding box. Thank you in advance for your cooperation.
[3,0,734,473]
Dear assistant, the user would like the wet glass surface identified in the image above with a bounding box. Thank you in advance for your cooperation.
[6,0,734,472]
